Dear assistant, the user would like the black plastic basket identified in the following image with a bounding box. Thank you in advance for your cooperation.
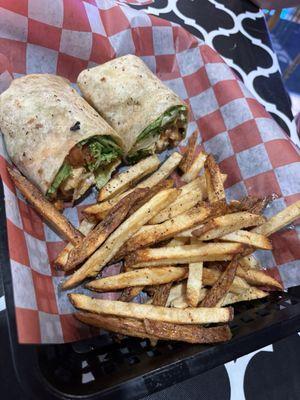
[1,179,300,400]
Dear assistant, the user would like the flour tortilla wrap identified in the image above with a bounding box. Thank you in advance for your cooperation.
[0,74,123,201]
[77,55,188,162]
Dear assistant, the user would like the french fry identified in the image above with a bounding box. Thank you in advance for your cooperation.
[201,259,239,307]
[149,177,206,224]
[219,230,272,250]
[181,151,207,183]
[239,255,261,270]
[166,282,187,306]
[171,289,208,309]
[228,196,271,215]
[237,200,300,267]
[70,294,234,324]
[204,154,226,204]
[127,179,174,217]
[76,312,232,344]
[75,312,158,340]
[186,262,204,307]
[115,203,211,259]
[236,266,283,290]
[186,239,204,307]
[62,188,178,290]
[65,189,147,271]
[144,320,232,343]
[179,130,198,173]
[138,152,182,188]
[7,166,83,245]
[86,267,187,292]
[203,268,251,294]
[84,152,183,220]
[119,286,144,302]
[192,212,266,241]
[98,155,160,201]
[171,296,189,309]
[219,287,268,307]
[152,283,172,307]
[127,243,245,269]
[252,200,300,236]
[55,219,96,269]
[149,282,173,346]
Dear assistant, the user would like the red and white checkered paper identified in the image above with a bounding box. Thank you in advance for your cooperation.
[0,0,299,344]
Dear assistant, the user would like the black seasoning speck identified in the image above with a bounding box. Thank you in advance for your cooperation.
[22,152,26,157]
[70,121,81,131]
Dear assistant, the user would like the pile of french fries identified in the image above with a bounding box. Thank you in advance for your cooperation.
[8,131,300,345]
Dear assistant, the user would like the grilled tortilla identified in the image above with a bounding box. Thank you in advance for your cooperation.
[0,74,123,201]
[77,55,188,163]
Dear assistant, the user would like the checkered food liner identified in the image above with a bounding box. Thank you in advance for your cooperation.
[0,0,299,344]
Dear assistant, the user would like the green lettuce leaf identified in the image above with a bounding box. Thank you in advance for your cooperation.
[136,105,187,143]
[94,166,114,189]
[84,136,122,172]
[127,105,187,163]
[47,163,72,198]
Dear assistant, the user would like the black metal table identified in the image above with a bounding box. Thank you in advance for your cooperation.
[1,1,300,399]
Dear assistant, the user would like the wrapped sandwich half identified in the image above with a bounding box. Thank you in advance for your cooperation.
[78,55,188,163]
[0,74,123,202]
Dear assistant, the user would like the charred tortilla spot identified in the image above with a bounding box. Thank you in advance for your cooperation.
[35,123,43,129]
[100,77,106,82]
[27,117,35,124]
[70,121,81,131]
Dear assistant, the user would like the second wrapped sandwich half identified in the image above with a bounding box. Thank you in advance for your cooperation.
[78,55,188,163]
[0,74,123,202]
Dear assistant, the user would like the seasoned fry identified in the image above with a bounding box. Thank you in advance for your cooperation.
[127,243,245,269]
[204,154,226,204]
[7,166,83,245]
[138,152,182,187]
[144,320,232,343]
[119,286,144,302]
[192,212,266,241]
[236,266,283,290]
[84,152,182,220]
[166,282,186,306]
[179,130,198,173]
[201,259,239,307]
[127,179,174,216]
[203,268,251,294]
[219,287,268,307]
[227,196,271,214]
[65,189,147,271]
[86,267,187,292]
[98,155,160,201]
[181,151,207,183]
[186,262,203,307]
[76,312,232,344]
[75,312,157,340]
[171,290,208,309]
[186,238,204,307]
[252,200,300,236]
[171,296,189,309]
[115,203,211,259]
[239,255,261,270]
[151,283,172,307]
[55,219,96,269]
[219,230,272,250]
[62,188,178,289]
[70,294,234,324]
[149,177,206,224]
